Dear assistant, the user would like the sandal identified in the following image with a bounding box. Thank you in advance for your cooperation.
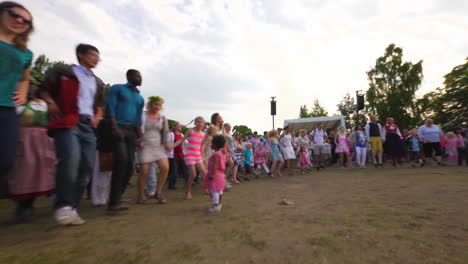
[136,198,148,204]
[154,193,167,204]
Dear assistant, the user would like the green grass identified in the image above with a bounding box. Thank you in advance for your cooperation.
[166,242,202,262]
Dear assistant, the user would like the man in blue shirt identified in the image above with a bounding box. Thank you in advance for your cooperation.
[106,69,144,211]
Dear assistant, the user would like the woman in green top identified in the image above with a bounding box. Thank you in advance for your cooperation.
[0,1,34,198]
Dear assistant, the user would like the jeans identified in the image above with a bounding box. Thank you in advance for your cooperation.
[52,120,96,209]
[0,107,18,198]
[145,163,157,196]
[109,125,137,206]
[168,156,189,188]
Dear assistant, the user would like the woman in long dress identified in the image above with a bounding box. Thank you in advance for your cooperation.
[382,117,404,167]
[136,96,170,204]
[280,126,296,172]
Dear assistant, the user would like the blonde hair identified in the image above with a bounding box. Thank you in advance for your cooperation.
[268,130,277,138]
[300,129,306,134]
[446,132,456,139]
[146,96,164,110]
[236,146,243,152]
[206,125,218,136]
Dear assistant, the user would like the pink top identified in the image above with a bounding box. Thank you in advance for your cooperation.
[456,135,465,148]
[299,151,311,168]
[254,148,266,165]
[444,137,458,150]
[204,151,226,192]
[184,130,204,162]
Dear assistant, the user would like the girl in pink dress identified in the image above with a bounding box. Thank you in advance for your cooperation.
[254,142,270,176]
[444,132,458,166]
[335,127,351,167]
[206,135,227,213]
[172,116,207,200]
[298,145,312,174]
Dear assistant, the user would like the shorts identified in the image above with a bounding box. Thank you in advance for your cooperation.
[185,158,203,166]
[313,145,327,155]
[370,136,383,154]
[423,142,442,158]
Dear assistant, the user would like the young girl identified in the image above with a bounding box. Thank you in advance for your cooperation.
[298,145,312,174]
[202,125,218,170]
[335,127,351,168]
[243,142,254,180]
[233,145,245,177]
[224,123,240,184]
[269,130,284,177]
[280,126,296,172]
[205,135,227,213]
[254,142,271,176]
[172,116,207,200]
[444,132,459,166]
[407,129,423,167]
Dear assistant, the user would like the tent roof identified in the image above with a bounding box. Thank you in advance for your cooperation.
[283,116,346,133]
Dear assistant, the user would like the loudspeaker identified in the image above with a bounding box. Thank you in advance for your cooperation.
[357,95,364,111]
[271,101,276,116]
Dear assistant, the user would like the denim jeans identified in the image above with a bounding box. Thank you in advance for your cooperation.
[168,156,189,188]
[109,125,137,206]
[0,107,18,198]
[52,120,96,209]
[145,163,158,196]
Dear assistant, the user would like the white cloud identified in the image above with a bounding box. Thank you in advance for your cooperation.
[19,0,468,131]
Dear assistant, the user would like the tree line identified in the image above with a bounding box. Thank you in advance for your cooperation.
[299,43,467,132]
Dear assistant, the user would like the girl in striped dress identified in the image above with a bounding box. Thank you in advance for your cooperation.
[173,116,207,200]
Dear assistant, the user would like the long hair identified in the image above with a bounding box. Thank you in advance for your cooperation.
[0,1,34,50]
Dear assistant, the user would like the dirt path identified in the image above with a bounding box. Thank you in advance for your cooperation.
[1,166,467,264]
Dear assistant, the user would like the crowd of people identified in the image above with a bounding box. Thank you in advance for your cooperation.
[1,2,467,226]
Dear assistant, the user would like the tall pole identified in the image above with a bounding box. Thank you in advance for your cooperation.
[356,90,359,127]
[271,96,276,130]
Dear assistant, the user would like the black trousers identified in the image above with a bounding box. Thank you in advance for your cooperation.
[168,156,189,188]
[109,126,137,206]
[0,107,18,198]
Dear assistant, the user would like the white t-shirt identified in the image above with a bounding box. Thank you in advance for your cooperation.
[310,129,327,146]
[166,132,175,158]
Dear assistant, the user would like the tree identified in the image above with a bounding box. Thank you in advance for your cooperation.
[299,105,311,118]
[336,92,367,129]
[232,125,253,137]
[30,55,65,84]
[310,99,328,117]
[366,44,423,129]
[420,58,468,131]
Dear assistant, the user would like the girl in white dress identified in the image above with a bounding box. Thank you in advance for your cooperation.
[280,126,296,172]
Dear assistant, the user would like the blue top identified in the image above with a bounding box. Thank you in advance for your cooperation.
[244,149,253,165]
[408,136,421,152]
[0,41,33,107]
[106,83,144,126]
[72,65,97,118]
[418,125,443,143]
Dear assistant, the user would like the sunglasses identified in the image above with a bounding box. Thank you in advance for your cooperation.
[5,8,32,26]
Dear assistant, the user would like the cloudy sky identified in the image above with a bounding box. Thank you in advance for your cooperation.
[21,0,468,131]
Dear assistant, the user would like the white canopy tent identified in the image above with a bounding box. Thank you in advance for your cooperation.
[283,116,346,134]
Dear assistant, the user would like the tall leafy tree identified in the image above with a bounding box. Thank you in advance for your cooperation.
[366,44,423,129]
[420,58,468,130]
[299,105,311,118]
[336,92,367,129]
[30,55,65,84]
[232,125,253,137]
[310,99,328,117]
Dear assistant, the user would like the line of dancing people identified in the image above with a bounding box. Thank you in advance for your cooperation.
[1,2,467,225]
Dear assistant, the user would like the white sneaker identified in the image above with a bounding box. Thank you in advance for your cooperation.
[70,209,85,225]
[54,206,75,225]
[208,204,222,213]
[225,183,232,189]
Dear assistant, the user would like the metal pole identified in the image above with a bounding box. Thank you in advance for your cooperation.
[272,115,275,130]
[356,90,359,127]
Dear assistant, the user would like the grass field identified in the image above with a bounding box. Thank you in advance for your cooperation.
[1,165,467,264]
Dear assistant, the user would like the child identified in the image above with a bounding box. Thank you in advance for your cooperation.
[351,125,368,169]
[243,142,254,180]
[335,127,351,168]
[407,129,423,167]
[172,116,207,200]
[444,132,459,166]
[269,130,284,177]
[298,145,312,174]
[254,142,271,176]
[205,135,227,213]
[202,125,219,173]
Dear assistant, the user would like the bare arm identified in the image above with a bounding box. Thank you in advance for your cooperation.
[13,69,30,106]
